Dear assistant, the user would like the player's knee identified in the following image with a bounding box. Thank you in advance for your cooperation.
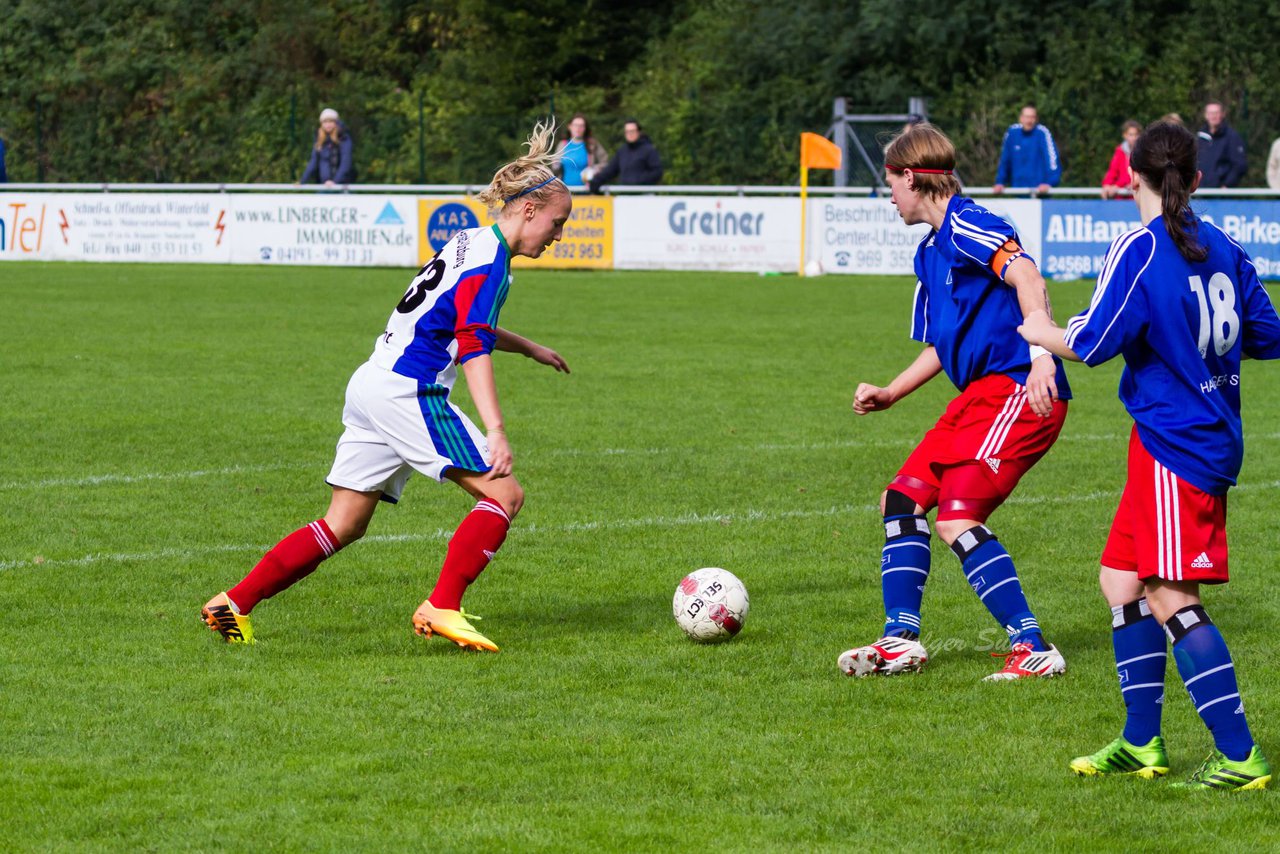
[934,517,980,546]
[487,479,524,519]
[882,488,919,519]
[327,515,369,545]
[882,489,930,541]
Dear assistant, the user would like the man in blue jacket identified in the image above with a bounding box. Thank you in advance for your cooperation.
[993,104,1061,195]
[1197,101,1247,188]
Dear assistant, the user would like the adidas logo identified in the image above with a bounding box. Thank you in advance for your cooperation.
[1191,552,1214,569]
[482,549,496,560]
[1235,701,1245,715]
[985,457,1001,473]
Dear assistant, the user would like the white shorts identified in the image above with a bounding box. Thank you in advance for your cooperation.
[325,361,491,503]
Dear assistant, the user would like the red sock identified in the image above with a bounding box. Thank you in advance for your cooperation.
[428,500,511,610]
[229,520,342,614]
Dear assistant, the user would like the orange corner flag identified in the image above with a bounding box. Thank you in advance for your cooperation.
[800,132,842,170]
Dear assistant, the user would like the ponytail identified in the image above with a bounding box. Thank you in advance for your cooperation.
[475,120,568,214]
[1131,122,1207,263]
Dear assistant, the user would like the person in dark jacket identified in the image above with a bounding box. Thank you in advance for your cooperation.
[300,107,355,186]
[588,119,662,192]
[1197,101,1247,188]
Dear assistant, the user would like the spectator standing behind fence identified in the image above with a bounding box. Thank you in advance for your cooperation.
[1102,120,1142,198]
[299,108,355,186]
[1267,136,1280,190]
[1197,101,1246,188]
[993,104,1061,195]
[587,119,663,193]
[554,114,609,190]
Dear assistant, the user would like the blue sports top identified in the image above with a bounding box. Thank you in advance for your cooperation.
[910,195,1072,397]
[559,140,588,187]
[1065,217,1280,494]
[370,224,511,391]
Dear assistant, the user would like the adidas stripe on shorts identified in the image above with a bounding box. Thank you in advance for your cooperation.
[1101,426,1228,583]
[326,360,491,503]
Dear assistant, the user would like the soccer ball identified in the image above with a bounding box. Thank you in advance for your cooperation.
[673,568,749,642]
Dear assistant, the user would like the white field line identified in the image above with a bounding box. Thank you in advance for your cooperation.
[0,430,1178,492]
[7,430,1279,492]
[0,463,293,491]
[7,479,1280,574]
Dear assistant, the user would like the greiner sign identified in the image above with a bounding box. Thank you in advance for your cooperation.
[614,196,799,272]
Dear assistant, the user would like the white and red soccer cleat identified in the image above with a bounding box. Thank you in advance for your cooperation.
[838,635,928,677]
[983,642,1066,681]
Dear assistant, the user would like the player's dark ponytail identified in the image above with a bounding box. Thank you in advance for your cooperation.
[1130,122,1208,263]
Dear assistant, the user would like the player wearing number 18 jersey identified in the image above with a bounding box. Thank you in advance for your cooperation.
[837,123,1072,682]
[1022,121,1280,789]
[201,122,573,651]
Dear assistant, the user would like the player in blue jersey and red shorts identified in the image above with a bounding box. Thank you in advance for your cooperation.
[838,122,1072,681]
[201,122,572,651]
[1021,121,1279,790]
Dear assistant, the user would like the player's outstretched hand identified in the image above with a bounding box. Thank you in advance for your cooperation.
[486,430,513,479]
[852,383,894,415]
[1025,354,1059,418]
[529,345,570,373]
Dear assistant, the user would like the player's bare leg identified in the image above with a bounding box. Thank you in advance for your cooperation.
[412,470,524,652]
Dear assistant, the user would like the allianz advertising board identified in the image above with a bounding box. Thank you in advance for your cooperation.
[1040,199,1280,281]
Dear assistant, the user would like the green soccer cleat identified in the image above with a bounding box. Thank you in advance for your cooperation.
[1069,735,1169,779]
[1173,746,1271,791]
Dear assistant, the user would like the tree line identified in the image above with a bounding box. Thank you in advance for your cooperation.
[2,0,1277,187]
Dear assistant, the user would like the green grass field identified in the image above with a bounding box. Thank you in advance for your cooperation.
[3,262,1278,851]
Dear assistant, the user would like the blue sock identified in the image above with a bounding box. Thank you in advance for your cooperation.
[951,525,1048,652]
[1167,606,1255,762]
[1111,598,1166,746]
[881,514,930,638]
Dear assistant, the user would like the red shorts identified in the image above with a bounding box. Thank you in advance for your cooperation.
[1101,426,1228,583]
[890,374,1067,522]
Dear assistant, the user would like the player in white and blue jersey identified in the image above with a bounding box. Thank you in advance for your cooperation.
[202,122,573,652]
[1021,121,1280,789]
[838,122,1073,681]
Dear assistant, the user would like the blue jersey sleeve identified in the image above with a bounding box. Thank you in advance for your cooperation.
[454,262,510,363]
[996,128,1014,185]
[1237,251,1280,360]
[1064,229,1156,365]
[909,279,932,344]
[1039,126,1062,186]
[946,206,1018,271]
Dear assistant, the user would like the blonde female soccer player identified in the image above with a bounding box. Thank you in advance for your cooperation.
[1021,121,1279,789]
[202,122,573,652]
[838,122,1072,681]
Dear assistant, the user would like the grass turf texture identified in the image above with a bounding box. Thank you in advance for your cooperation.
[2,262,1278,850]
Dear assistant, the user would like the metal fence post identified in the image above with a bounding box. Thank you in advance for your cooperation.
[418,91,426,184]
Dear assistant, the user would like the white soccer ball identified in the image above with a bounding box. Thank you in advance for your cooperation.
[803,258,824,277]
[673,568,750,643]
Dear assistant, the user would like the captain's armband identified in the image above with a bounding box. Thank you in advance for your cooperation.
[990,238,1031,281]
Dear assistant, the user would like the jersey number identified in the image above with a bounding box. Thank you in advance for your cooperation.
[1189,273,1240,358]
[396,257,446,314]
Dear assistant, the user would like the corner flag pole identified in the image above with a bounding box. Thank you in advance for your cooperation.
[798,132,843,277]
[800,162,810,277]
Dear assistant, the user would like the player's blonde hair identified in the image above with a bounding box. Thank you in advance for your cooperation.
[475,120,569,214]
[883,123,961,200]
